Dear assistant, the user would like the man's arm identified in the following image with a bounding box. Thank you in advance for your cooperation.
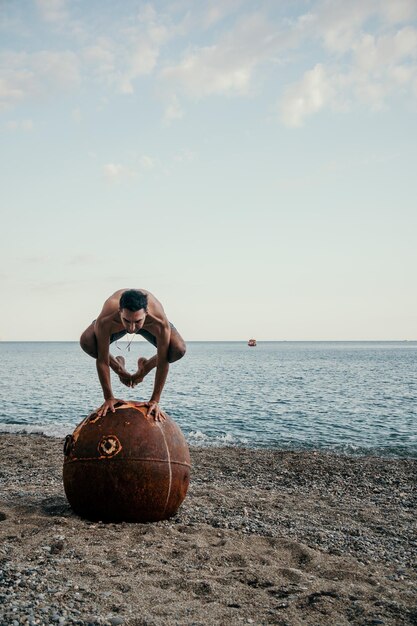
[146,323,171,420]
[95,321,123,416]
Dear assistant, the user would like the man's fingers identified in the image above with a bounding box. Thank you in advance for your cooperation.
[156,409,166,421]
[141,403,166,422]
[134,402,150,409]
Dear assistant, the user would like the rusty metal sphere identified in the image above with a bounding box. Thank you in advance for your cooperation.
[63,402,190,522]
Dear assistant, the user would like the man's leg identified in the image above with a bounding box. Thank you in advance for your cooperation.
[79,322,131,382]
[131,325,186,386]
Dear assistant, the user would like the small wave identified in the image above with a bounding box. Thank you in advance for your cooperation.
[0,423,73,439]
[186,430,248,447]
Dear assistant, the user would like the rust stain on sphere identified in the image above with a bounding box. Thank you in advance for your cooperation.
[63,402,191,522]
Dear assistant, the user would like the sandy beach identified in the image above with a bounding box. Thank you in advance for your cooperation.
[0,434,416,626]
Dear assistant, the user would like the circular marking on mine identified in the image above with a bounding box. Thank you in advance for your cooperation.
[98,435,122,457]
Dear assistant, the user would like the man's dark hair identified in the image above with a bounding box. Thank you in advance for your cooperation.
[119,289,148,312]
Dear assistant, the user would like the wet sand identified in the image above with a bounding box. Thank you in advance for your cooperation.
[0,434,416,625]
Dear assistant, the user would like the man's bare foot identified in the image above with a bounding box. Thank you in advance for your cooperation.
[130,357,148,387]
[114,356,133,387]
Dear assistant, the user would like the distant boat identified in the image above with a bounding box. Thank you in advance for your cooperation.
[248,338,257,347]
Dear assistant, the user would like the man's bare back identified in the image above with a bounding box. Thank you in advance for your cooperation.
[80,289,186,421]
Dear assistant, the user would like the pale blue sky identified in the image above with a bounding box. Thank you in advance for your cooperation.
[1,0,416,340]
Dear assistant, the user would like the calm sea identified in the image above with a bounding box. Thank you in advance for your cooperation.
[0,341,416,458]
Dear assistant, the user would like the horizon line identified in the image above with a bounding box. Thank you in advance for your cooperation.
[0,339,416,343]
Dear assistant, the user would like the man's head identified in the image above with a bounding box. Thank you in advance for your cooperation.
[119,290,148,333]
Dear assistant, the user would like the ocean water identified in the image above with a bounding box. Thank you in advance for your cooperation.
[0,341,416,458]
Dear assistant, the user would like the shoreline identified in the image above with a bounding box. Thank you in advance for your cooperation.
[1,433,416,625]
[1,429,415,461]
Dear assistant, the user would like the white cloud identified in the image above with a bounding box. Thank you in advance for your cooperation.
[303,0,417,54]
[353,28,417,73]
[131,43,159,76]
[2,0,416,124]
[103,163,136,183]
[83,39,115,77]
[280,64,335,127]
[35,0,68,23]
[0,60,34,111]
[171,0,247,36]
[162,46,252,97]
[163,94,184,124]
[160,13,285,98]
[173,148,195,163]
[102,155,159,182]
[156,3,417,124]
[304,1,378,54]
[201,0,245,29]
[346,29,417,108]
[83,35,160,94]
[82,6,171,94]
[22,119,33,131]
[139,155,156,169]
[0,50,80,110]
[32,50,80,87]
[278,4,417,127]
[5,119,33,131]
[1,4,172,109]
[379,0,417,25]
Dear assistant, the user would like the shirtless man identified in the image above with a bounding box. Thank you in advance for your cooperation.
[80,289,186,421]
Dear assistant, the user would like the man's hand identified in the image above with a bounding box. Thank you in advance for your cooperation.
[96,397,125,417]
[136,401,167,422]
